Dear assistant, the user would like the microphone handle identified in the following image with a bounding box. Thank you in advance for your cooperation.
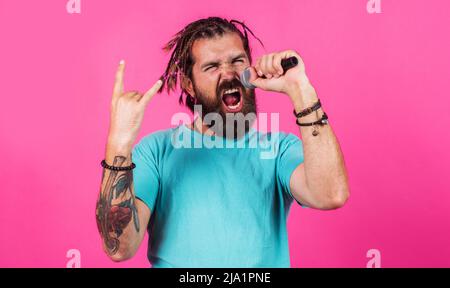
[280,56,299,73]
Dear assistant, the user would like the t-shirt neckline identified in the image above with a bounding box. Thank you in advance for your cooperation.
[179,123,257,144]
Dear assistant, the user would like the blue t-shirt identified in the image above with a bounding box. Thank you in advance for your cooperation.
[131,124,304,268]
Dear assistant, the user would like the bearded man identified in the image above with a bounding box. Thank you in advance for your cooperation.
[96,17,350,268]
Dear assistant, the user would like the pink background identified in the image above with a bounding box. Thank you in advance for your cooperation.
[1,0,449,268]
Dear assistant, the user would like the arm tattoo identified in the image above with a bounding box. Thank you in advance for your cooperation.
[96,156,140,255]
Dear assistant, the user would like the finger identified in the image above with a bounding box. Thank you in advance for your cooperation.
[259,55,267,77]
[266,54,278,78]
[272,53,284,76]
[254,58,263,77]
[248,67,269,90]
[140,79,164,106]
[263,55,273,79]
[113,60,126,99]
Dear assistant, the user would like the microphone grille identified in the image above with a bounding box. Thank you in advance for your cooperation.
[240,68,256,89]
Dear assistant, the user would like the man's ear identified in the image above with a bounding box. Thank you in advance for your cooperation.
[181,74,195,98]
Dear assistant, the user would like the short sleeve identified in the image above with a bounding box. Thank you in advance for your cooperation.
[131,136,160,214]
[276,133,305,206]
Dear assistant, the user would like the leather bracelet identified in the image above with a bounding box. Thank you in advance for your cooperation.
[101,159,136,171]
[296,112,329,126]
[293,99,321,118]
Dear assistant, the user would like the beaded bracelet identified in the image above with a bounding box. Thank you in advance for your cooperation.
[101,159,136,171]
[293,99,322,118]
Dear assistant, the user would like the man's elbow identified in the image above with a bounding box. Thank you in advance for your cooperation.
[108,251,133,262]
[103,244,137,262]
[330,189,350,209]
[318,187,350,210]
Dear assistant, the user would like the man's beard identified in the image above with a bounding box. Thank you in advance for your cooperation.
[192,78,257,139]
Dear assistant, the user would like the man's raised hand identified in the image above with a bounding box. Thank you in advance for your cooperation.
[107,60,163,153]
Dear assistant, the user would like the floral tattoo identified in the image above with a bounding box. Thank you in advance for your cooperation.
[96,156,140,255]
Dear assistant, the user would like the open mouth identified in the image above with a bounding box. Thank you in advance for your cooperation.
[221,87,243,112]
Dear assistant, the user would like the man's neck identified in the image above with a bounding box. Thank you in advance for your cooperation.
[189,116,216,136]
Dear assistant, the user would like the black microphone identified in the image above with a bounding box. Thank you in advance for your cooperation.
[240,56,299,89]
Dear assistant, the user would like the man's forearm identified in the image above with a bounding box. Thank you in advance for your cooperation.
[290,83,349,203]
[95,145,141,260]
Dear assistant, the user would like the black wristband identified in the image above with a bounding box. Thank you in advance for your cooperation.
[293,99,322,118]
[296,112,329,126]
[101,159,136,171]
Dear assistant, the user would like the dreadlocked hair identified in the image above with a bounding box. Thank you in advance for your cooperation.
[160,17,264,113]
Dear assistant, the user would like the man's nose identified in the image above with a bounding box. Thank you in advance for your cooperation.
[220,64,239,80]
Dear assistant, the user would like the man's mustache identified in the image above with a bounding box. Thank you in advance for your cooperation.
[216,78,243,96]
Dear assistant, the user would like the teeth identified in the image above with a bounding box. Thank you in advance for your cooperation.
[223,88,239,95]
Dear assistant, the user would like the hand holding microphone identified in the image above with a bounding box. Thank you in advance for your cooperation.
[239,50,310,97]
[240,56,299,89]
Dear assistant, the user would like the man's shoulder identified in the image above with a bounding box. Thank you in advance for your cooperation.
[134,126,180,152]
[141,126,179,141]
[256,129,301,144]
